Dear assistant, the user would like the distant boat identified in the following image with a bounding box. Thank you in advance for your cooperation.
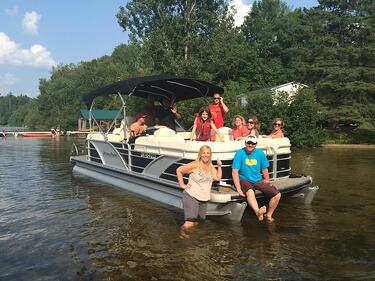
[22,133,55,138]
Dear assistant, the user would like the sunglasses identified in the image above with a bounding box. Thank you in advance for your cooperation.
[247,121,254,124]
[213,97,220,100]
[274,123,282,127]
[246,141,256,145]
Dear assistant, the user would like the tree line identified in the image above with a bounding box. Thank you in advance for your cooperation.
[1,0,374,145]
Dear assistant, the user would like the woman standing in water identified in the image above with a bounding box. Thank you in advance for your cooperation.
[176,145,222,232]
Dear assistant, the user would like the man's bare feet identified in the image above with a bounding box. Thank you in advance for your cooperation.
[265,214,275,222]
[256,206,267,221]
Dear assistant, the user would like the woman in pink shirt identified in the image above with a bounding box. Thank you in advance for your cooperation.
[231,115,250,140]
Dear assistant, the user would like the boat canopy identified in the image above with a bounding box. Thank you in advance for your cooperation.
[82,75,224,109]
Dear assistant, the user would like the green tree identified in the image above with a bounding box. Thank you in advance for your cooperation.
[0,94,32,125]
[286,89,327,147]
[116,0,229,75]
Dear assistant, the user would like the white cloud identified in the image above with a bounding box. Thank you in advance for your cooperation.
[5,6,18,17]
[22,11,41,34]
[0,32,56,68]
[229,0,251,27]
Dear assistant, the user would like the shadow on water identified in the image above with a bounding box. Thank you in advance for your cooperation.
[0,139,374,280]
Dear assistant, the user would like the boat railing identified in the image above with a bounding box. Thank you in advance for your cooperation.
[267,145,290,180]
[133,140,290,180]
[71,142,88,156]
[87,138,291,180]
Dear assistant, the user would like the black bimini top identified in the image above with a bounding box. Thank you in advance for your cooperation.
[82,75,224,109]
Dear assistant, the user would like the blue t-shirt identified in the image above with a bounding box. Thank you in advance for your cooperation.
[232,147,269,183]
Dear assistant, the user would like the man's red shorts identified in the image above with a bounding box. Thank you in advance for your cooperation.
[240,179,280,197]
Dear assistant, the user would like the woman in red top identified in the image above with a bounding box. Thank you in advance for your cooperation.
[231,115,250,140]
[190,107,224,141]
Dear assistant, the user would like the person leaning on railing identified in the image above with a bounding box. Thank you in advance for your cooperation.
[246,114,260,138]
[190,107,224,142]
[261,118,285,138]
[231,115,249,141]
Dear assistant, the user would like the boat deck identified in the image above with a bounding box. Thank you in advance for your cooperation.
[212,176,312,199]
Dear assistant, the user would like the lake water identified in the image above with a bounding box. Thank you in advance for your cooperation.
[0,137,374,280]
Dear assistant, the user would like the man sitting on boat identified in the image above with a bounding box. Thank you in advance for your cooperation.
[129,113,148,137]
[232,135,281,222]
[154,97,181,131]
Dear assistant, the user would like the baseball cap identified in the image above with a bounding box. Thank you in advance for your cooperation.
[245,135,257,145]
[136,113,147,120]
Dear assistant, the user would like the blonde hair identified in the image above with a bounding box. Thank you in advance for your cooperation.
[232,115,246,127]
[196,145,214,170]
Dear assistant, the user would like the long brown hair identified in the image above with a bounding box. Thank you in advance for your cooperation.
[247,114,260,131]
[198,107,212,119]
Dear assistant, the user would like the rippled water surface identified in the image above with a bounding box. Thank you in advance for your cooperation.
[0,137,374,280]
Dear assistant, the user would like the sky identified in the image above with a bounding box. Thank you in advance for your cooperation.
[0,0,319,98]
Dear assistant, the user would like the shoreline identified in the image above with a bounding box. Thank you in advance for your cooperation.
[322,144,375,149]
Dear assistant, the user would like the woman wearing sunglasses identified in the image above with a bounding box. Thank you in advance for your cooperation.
[263,118,285,138]
[246,114,260,138]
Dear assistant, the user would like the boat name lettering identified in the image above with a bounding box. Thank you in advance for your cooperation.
[103,151,117,158]
[140,153,157,159]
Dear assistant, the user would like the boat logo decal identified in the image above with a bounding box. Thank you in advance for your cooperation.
[140,153,158,159]
[103,151,118,158]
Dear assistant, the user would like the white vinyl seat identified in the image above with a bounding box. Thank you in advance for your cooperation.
[217,127,232,142]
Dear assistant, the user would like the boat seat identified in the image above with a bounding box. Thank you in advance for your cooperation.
[154,127,176,137]
[110,120,128,141]
[217,127,232,142]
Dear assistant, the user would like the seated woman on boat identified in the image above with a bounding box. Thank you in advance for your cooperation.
[190,107,224,142]
[129,113,148,137]
[176,145,222,231]
[231,115,249,140]
[246,114,260,137]
[262,118,285,138]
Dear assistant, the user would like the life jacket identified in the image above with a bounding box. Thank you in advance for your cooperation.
[196,117,212,141]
